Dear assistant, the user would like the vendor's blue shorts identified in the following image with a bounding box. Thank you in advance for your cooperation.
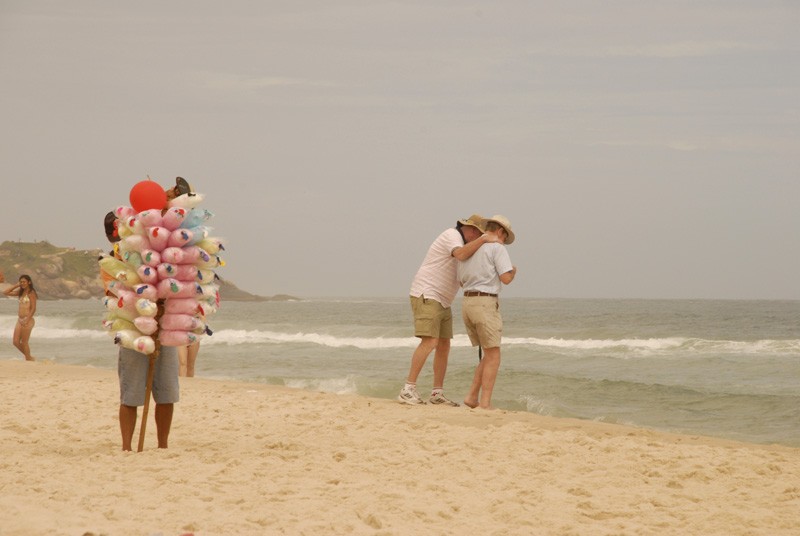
[118,346,180,407]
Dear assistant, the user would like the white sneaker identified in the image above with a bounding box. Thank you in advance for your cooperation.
[429,392,460,407]
[398,386,426,405]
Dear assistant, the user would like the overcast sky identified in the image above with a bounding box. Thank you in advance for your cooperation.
[1,1,798,299]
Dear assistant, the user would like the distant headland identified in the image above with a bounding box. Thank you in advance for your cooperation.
[0,240,298,302]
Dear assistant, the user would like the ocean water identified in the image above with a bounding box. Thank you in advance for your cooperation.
[1,297,798,448]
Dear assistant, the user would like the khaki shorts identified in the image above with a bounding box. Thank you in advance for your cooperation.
[118,346,180,406]
[410,295,453,339]
[461,296,502,348]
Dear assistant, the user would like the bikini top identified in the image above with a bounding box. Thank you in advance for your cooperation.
[20,294,30,304]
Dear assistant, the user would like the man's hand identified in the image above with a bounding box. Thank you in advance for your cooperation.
[500,266,517,285]
[482,233,500,244]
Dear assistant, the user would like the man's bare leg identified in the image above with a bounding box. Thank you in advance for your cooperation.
[478,347,501,409]
[464,356,485,408]
[431,338,451,390]
[406,337,439,384]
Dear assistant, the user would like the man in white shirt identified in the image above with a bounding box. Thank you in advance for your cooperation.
[457,215,517,410]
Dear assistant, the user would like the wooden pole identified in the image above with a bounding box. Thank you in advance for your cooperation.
[137,350,157,452]
[137,299,164,453]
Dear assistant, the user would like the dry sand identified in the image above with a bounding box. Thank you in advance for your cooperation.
[0,359,798,535]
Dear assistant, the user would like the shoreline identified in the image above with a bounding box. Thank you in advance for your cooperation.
[1,358,799,535]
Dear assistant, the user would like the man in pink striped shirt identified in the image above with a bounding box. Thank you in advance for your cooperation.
[398,215,499,406]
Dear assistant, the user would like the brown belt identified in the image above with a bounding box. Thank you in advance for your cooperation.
[464,291,497,297]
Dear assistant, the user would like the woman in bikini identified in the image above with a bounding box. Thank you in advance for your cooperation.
[4,274,38,361]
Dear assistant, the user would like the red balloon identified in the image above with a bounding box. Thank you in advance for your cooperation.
[130,180,167,212]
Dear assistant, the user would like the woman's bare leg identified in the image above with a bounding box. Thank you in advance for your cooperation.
[14,320,35,361]
[185,341,199,377]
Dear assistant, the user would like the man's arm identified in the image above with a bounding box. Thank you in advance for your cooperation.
[452,233,498,261]
[500,266,517,285]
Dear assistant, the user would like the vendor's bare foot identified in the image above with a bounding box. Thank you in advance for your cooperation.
[478,405,496,411]
[464,398,478,408]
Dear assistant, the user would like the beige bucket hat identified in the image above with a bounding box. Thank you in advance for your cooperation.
[457,214,486,232]
[485,215,515,244]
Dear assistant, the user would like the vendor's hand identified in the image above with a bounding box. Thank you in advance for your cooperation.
[482,233,500,243]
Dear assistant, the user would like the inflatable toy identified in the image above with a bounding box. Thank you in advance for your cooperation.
[196,237,224,254]
[114,288,144,309]
[158,330,199,347]
[197,269,217,283]
[114,329,140,348]
[157,278,201,299]
[123,216,146,237]
[114,206,136,220]
[132,283,158,301]
[168,192,204,210]
[157,263,197,282]
[167,229,194,248]
[103,318,136,332]
[161,207,187,231]
[130,180,167,212]
[122,251,143,269]
[159,313,205,332]
[119,234,151,254]
[196,302,217,317]
[161,246,210,265]
[136,209,163,228]
[198,283,220,301]
[147,226,170,251]
[134,316,159,335]
[135,298,158,317]
[137,265,158,284]
[164,297,201,315]
[116,225,132,239]
[108,318,155,353]
[104,299,138,321]
[99,256,142,285]
[181,208,212,229]
[196,254,224,270]
[104,280,129,297]
[141,250,161,267]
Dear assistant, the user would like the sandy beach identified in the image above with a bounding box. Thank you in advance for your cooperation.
[1,359,798,535]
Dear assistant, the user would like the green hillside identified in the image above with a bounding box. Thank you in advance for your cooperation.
[0,240,282,301]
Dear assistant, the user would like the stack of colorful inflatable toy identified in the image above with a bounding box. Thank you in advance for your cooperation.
[99,178,224,355]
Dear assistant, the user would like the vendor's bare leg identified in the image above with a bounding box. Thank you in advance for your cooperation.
[119,405,137,451]
[478,347,501,410]
[155,403,174,449]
